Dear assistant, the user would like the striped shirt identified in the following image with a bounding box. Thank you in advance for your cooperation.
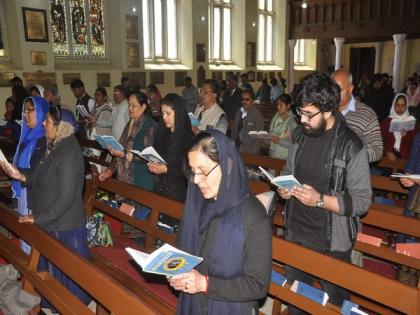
[343,100,383,162]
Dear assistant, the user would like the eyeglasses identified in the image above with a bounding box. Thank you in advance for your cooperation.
[295,107,322,121]
[187,163,219,181]
[240,97,252,101]
[23,108,35,114]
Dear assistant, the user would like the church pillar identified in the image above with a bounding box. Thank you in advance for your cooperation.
[334,37,345,70]
[288,39,296,93]
[392,34,406,92]
[374,42,384,74]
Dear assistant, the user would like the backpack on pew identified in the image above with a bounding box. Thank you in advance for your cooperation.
[86,212,114,248]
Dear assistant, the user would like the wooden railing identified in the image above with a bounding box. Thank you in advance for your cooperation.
[0,204,162,315]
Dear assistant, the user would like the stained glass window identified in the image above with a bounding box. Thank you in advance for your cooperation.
[50,0,106,59]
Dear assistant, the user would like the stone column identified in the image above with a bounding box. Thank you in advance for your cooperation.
[392,34,406,92]
[374,42,384,74]
[334,37,345,70]
[288,39,296,93]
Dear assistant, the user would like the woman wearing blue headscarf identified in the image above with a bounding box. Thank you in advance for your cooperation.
[4,106,90,308]
[11,96,49,254]
[168,130,272,315]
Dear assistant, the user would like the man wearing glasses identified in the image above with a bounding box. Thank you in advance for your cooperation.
[231,90,264,155]
[277,72,371,313]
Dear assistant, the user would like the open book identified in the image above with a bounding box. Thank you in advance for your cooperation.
[0,149,19,176]
[188,113,201,128]
[259,166,302,191]
[131,146,167,164]
[248,131,272,140]
[94,135,124,151]
[76,105,91,118]
[126,243,203,276]
[389,117,416,132]
[390,173,420,180]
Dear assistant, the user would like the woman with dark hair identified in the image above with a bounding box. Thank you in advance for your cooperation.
[11,85,29,121]
[268,94,297,159]
[148,93,193,202]
[11,96,49,254]
[99,91,157,190]
[2,106,90,307]
[168,130,272,315]
[88,87,113,137]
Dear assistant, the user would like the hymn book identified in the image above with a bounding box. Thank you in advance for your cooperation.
[271,270,287,287]
[131,146,167,164]
[188,113,201,128]
[291,280,329,306]
[76,105,91,118]
[126,243,203,276]
[259,167,302,191]
[248,131,272,140]
[0,149,19,177]
[390,173,420,180]
[395,243,420,259]
[94,135,124,152]
[389,117,416,132]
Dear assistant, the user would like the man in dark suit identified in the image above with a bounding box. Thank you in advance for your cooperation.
[222,74,243,125]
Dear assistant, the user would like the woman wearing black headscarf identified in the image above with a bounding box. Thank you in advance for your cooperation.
[148,93,193,202]
[168,130,272,315]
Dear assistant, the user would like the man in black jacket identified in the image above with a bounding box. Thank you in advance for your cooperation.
[222,74,243,123]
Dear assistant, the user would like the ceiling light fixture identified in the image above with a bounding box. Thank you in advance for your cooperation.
[301,0,308,9]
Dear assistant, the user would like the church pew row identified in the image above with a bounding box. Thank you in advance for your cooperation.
[0,204,163,315]
[85,173,420,315]
[270,236,420,315]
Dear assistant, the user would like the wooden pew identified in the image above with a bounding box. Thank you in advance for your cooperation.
[0,203,163,315]
[270,236,420,315]
[85,170,181,314]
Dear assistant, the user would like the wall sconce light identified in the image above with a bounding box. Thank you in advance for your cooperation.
[252,22,256,27]
[301,0,308,9]
[132,7,136,12]
[201,16,206,22]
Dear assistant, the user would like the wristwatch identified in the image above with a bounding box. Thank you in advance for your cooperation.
[316,194,324,208]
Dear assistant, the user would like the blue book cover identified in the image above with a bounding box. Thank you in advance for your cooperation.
[271,270,287,286]
[341,300,359,315]
[94,135,123,151]
[126,243,203,276]
[188,112,201,127]
[291,280,329,306]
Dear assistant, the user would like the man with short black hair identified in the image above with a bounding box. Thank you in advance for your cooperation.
[278,72,371,313]
[71,79,94,137]
[221,74,243,121]
[231,90,264,154]
[111,85,129,140]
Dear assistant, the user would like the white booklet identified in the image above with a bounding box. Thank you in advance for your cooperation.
[389,117,416,132]
[259,166,302,191]
[76,105,91,118]
[188,112,201,128]
[0,149,19,176]
[131,146,167,164]
[248,131,272,140]
[0,118,7,127]
[390,173,420,180]
[126,243,203,276]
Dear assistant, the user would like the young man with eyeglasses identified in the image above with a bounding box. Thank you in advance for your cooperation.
[230,90,264,155]
[277,72,372,313]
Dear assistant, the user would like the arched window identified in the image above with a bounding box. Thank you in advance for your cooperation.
[209,0,232,63]
[49,0,106,59]
[142,0,178,62]
[257,0,274,64]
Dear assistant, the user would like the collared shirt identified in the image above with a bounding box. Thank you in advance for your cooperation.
[341,95,356,116]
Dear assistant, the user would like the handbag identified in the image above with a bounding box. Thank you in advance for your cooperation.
[86,212,113,248]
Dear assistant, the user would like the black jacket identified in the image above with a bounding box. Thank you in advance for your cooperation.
[23,135,86,231]
[222,87,243,120]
